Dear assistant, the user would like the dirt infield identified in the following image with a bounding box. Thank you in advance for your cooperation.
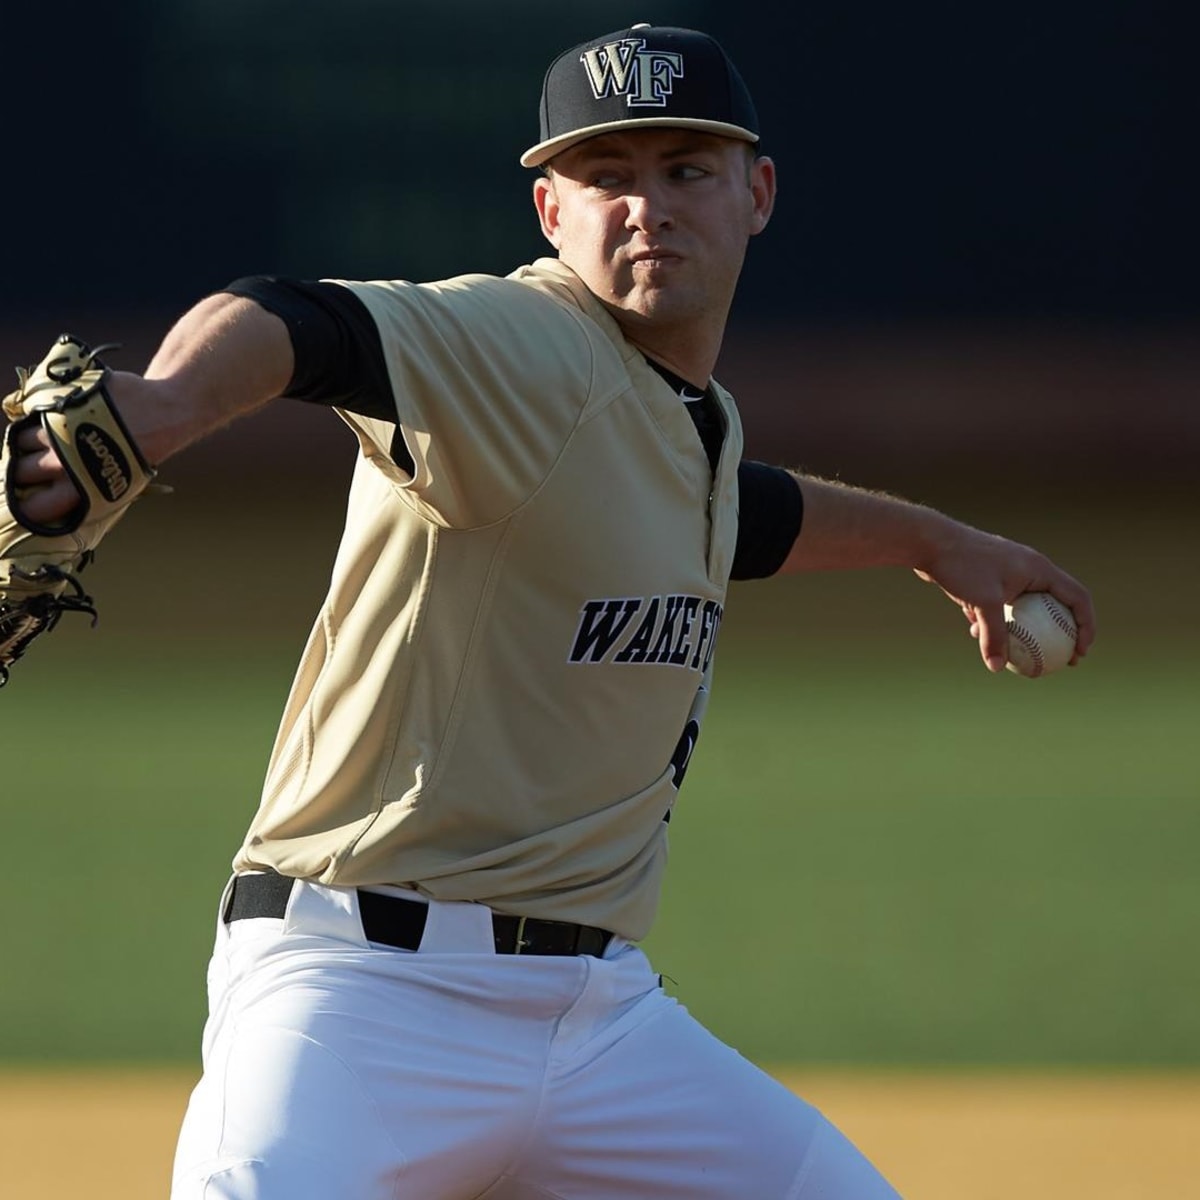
[783,1070,1200,1198]
[4,1067,1197,1198]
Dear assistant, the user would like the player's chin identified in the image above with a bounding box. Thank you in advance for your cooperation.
[614,284,703,327]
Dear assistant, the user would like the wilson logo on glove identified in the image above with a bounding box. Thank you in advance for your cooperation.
[76,424,133,502]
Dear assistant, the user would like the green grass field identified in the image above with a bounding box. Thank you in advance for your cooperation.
[2,480,1195,1067]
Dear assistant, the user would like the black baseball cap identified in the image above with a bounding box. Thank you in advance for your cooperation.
[520,24,759,168]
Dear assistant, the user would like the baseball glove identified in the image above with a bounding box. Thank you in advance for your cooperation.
[0,334,158,686]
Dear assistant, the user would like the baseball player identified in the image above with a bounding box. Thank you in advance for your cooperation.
[2,24,1094,1200]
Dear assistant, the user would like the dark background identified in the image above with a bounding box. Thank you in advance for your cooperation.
[6,0,1193,321]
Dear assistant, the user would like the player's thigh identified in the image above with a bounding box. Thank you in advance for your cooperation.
[171,1018,404,1199]
[524,993,900,1200]
[171,941,541,1200]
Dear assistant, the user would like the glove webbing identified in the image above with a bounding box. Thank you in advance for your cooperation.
[0,562,96,687]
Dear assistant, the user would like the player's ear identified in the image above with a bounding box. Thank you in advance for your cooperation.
[533,174,563,248]
[748,155,776,236]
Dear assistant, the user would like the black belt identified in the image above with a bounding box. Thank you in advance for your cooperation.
[224,871,614,958]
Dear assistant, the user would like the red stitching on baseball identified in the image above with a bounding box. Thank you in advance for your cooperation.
[1039,595,1076,640]
[1007,621,1044,676]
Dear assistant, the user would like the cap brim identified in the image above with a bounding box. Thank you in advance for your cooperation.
[520,117,759,168]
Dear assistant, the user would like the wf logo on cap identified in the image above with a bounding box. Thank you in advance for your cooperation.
[520,25,759,168]
[579,39,684,108]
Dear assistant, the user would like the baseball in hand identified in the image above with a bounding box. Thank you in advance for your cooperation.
[1003,592,1078,678]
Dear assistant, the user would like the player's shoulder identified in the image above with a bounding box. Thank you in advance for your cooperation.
[505,259,649,409]
[337,268,578,331]
[503,259,627,348]
[335,271,581,357]
[341,264,633,409]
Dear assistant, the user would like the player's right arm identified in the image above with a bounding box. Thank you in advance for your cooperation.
[779,474,1096,672]
[7,293,294,528]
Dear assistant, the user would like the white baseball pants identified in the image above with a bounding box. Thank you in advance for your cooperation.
[171,879,901,1199]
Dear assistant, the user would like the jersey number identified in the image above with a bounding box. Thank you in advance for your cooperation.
[663,718,701,822]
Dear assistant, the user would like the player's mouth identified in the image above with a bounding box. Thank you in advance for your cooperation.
[629,249,682,270]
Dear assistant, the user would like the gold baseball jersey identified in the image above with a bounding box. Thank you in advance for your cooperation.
[232,258,743,940]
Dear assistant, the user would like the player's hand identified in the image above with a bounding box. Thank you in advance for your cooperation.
[913,526,1095,673]
[7,422,77,526]
[6,371,171,527]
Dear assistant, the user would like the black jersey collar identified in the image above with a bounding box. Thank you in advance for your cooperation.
[642,355,708,402]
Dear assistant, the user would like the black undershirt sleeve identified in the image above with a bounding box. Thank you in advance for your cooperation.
[731,462,804,580]
[222,274,803,577]
[223,275,414,471]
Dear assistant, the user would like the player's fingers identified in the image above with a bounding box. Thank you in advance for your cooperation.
[9,478,82,525]
[974,602,1008,672]
[12,424,51,453]
[962,603,983,640]
[1065,590,1095,662]
[9,445,64,485]
[1039,576,1095,662]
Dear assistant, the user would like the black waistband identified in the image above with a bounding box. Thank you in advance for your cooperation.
[224,872,614,958]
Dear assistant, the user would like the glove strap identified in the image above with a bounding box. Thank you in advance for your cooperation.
[5,373,156,537]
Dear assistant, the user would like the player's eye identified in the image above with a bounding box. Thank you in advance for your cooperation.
[669,163,711,182]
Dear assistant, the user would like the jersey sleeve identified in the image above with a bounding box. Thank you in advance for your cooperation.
[222,275,415,472]
[731,462,804,580]
[336,275,601,529]
[223,275,393,419]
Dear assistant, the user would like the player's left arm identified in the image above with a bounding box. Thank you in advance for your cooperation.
[8,294,295,529]
[777,473,1095,672]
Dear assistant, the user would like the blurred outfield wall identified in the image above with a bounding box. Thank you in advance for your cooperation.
[1,316,1194,499]
[6,1,1192,327]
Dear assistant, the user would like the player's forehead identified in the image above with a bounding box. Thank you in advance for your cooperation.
[552,128,741,170]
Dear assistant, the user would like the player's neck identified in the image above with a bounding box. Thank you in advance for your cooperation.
[619,325,720,391]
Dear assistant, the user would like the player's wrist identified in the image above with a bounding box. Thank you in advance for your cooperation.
[102,372,190,466]
[909,507,980,576]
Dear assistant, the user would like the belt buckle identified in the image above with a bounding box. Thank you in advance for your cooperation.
[511,915,531,955]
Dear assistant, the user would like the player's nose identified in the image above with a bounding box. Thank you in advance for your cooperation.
[623,185,675,232]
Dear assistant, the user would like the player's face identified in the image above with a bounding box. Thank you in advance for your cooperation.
[534,130,775,341]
